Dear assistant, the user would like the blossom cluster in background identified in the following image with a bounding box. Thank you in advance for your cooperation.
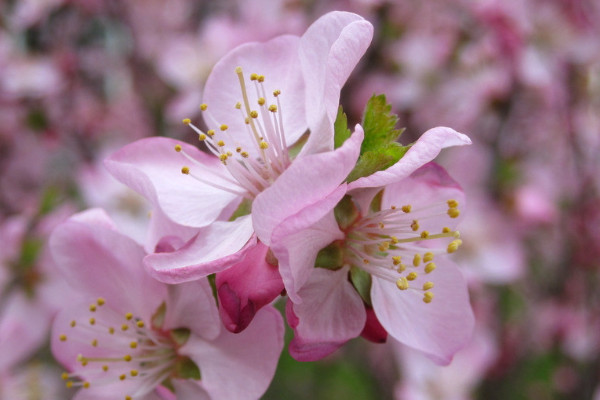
[0,0,599,399]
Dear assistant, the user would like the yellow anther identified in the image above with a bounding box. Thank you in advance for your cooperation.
[81,360,88,367]
[200,103,208,111]
[379,222,385,229]
[411,220,419,231]
[108,327,115,334]
[413,253,422,267]
[121,324,129,331]
[123,355,132,362]
[207,129,215,137]
[273,89,281,97]
[235,102,241,109]
[236,147,242,153]
[83,382,90,389]
[119,374,126,381]
[392,256,402,265]
[125,313,133,320]
[378,241,390,252]
[219,154,228,162]
[391,205,397,210]
[259,141,269,149]
[406,272,418,281]
[102,365,109,372]
[258,97,266,106]
[217,140,225,147]
[89,318,96,325]
[70,320,76,327]
[396,277,409,290]
[423,281,434,290]
[390,236,399,244]
[447,199,459,208]
[131,370,139,377]
[241,151,249,158]
[396,263,407,273]
[447,239,463,253]
[257,75,265,82]
[66,381,73,388]
[420,231,430,239]
[425,262,437,274]
[198,134,207,141]
[442,227,451,233]
[76,354,83,361]
[244,117,250,124]
[250,73,258,81]
[220,124,228,131]
[174,144,182,152]
[363,258,370,264]
[447,208,460,218]
[91,339,98,347]
[423,291,434,303]
[268,104,277,112]
[126,396,132,400]
[97,298,105,306]
[61,372,69,380]
[423,252,435,262]
[89,304,97,312]
[182,118,191,125]
[250,110,259,118]
[136,321,145,328]
[181,166,190,175]
[401,205,412,213]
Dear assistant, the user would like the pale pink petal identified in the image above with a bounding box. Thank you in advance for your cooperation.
[105,137,240,228]
[163,280,221,341]
[287,267,366,361]
[271,211,343,303]
[172,380,211,400]
[203,35,306,152]
[216,241,284,333]
[299,11,373,155]
[50,212,166,319]
[253,125,363,245]
[181,307,283,400]
[348,127,471,190]
[144,216,255,283]
[371,259,474,365]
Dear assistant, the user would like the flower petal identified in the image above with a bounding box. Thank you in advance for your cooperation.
[287,268,366,361]
[144,216,255,283]
[171,380,211,400]
[181,307,284,400]
[299,11,373,155]
[216,241,284,333]
[348,127,471,190]
[253,125,363,245]
[371,259,474,365]
[105,137,240,228]
[203,35,306,151]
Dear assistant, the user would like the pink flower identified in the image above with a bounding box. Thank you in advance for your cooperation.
[273,128,474,363]
[105,12,372,331]
[50,209,283,400]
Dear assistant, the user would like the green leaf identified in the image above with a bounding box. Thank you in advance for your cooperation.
[345,143,409,183]
[170,328,191,346]
[151,302,167,330]
[229,198,252,221]
[334,106,351,149]
[288,131,309,159]
[350,266,372,306]
[333,195,359,230]
[360,94,405,155]
[174,356,201,380]
[315,241,344,270]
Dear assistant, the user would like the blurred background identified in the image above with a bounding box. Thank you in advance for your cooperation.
[1,0,599,398]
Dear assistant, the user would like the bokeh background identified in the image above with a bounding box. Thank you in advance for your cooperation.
[1,0,599,398]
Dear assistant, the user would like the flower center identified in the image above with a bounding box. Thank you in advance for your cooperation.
[176,67,292,200]
[344,199,463,304]
[57,299,194,399]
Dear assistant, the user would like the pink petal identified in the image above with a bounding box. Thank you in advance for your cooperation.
[163,280,221,341]
[287,268,366,361]
[216,241,284,333]
[147,207,199,254]
[181,307,284,400]
[171,380,211,400]
[50,211,166,319]
[144,216,255,284]
[371,259,474,365]
[271,211,343,303]
[203,35,306,152]
[253,125,363,245]
[299,11,373,155]
[105,137,240,228]
[361,306,388,344]
[348,127,471,190]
